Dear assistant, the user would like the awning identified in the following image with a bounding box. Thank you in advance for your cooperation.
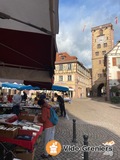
[69,88,74,91]
[52,85,69,92]
[0,0,59,89]
[2,82,40,90]
[2,82,22,90]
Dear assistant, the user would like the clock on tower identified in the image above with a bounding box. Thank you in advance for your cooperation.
[96,35,106,44]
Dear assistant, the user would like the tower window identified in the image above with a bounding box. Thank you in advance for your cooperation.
[102,51,106,55]
[104,43,107,47]
[98,73,102,78]
[99,60,101,64]
[99,29,103,36]
[97,44,101,48]
[95,52,99,56]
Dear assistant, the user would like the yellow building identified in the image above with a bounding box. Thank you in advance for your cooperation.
[91,23,114,96]
[54,52,91,98]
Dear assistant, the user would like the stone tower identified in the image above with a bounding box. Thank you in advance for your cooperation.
[91,23,114,96]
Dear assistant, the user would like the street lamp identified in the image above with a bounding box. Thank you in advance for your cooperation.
[0,12,52,35]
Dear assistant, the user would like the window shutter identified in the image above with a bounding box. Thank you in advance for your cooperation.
[112,58,116,66]
[117,71,120,80]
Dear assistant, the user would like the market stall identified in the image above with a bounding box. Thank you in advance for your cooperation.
[0,114,43,160]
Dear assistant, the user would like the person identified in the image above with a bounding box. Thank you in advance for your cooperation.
[34,97,38,105]
[0,92,3,102]
[38,99,55,158]
[22,91,27,101]
[39,92,46,100]
[54,93,66,117]
[12,91,22,116]
[2,93,8,103]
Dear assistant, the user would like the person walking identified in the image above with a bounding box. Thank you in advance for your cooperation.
[12,91,22,116]
[54,93,66,117]
[22,91,27,101]
[38,99,55,159]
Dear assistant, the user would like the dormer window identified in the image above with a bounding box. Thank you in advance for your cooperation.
[61,56,65,60]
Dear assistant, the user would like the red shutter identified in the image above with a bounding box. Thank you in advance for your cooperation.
[117,71,120,81]
[112,58,116,66]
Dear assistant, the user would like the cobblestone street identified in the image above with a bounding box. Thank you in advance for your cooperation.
[35,98,120,160]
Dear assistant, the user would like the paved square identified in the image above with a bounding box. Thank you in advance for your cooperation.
[34,98,120,160]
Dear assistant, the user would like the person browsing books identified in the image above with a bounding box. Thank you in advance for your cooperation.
[38,99,55,159]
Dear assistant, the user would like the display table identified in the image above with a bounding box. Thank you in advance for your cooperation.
[0,103,41,115]
[22,105,41,110]
[0,114,43,151]
[64,97,71,103]
[0,126,43,151]
[0,114,18,123]
[0,103,41,110]
[0,113,43,160]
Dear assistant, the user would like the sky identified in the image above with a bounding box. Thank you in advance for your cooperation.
[56,0,120,68]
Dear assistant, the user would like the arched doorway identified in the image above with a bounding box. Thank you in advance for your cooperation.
[97,83,104,96]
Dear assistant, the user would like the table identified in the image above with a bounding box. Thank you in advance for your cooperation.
[0,104,41,115]
[0,114,18,123]
[0,113,43,151]
[0,126,43,151]
[0,104,41,110]
[64,97,71,103]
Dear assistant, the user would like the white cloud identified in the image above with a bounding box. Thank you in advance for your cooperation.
[56,0,120,68]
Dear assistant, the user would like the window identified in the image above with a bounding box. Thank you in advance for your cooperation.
[68,75,72,81]
[112,57,120,66]
[98,74,102,78]
[61,56,65,60]
[102,51,106,55]
[99,29,103,36]
[103,43,107,47]
[117,57,120,65]
[59,76,63,81]
[117,71,120,82]
[104,73,106,77]
[59,64,63,70]
[95,52,99,56]
[112,58,116,66]
[97,44,101,48]
[68,63,72,70]
[99,60,101,64]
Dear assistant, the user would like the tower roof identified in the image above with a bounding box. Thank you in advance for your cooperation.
[91,23,113,32]
[106,41,120,56]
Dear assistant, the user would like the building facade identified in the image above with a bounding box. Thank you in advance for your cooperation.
[54,52,91,98]
[91,23,114,96]
[105,41,120,100]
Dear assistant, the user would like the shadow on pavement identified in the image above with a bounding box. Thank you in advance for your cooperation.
[34,111,120,160]
[89,97,120,108]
